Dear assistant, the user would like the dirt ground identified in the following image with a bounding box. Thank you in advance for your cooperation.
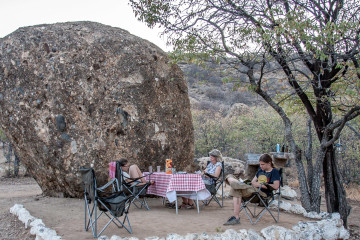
[0,153,359,239]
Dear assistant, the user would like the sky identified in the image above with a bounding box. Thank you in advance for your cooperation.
[0,0,171,51]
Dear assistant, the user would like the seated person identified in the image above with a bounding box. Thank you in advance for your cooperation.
[202,149,223,183]
[180,149,223,209]
[118,158,154,186]
[223,153,280,225]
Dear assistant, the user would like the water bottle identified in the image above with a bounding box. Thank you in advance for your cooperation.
[276,144,280,153]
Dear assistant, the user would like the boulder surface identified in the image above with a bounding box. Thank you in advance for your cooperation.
[0,21,194,197]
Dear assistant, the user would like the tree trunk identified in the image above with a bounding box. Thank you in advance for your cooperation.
[323,146,351,227]
[293,145,312,211]
[14,152,20,177]
[305,118,313,190]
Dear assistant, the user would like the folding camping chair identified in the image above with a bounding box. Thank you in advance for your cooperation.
[202,161,225,208]
[79,167,134,238]
[115,161,152,210]
[239,168,283,224]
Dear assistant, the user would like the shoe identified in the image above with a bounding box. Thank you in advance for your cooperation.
[165,202,176,209]
[223,216,240,225]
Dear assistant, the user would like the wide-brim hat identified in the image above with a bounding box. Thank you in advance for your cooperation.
[209,149,221,157]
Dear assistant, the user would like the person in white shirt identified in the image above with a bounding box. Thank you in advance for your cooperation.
[179,149,222,209]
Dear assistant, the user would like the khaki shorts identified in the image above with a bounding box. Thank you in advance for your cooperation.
[225,174,267,199]
[229,185,267,198]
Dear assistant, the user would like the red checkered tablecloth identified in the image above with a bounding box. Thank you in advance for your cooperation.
[144,172,172,197]
[167,173,205,192]
[144,172,210,203]
[109,162,116,179]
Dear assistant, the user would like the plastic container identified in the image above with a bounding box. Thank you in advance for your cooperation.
[276,144,280,152]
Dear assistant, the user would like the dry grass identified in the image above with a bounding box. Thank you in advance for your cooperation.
[287,179,360,202]
[345,183,360,202]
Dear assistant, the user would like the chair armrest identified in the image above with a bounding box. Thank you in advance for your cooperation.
[204,172,219,181]
[98,178,120,192]
[255,183,263,193]
[143,172,153,177]
[264,183,275,191]
[126,172,154,184]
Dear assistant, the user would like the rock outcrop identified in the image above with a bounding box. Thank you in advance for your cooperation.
[0,21,194,197]
[226,103,252,118]
[195,156,246,177]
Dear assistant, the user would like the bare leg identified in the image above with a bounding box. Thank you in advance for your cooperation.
[233,197,241,219]
[129,165,146,184]
[226,175,244,220]
[180,198,194,208]
[181,198,194,205]
[181,197,189,205]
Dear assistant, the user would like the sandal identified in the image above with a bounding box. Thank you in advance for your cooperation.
[167,203,176,209]
[185,204,195,209]
[165,202,175,209]
[178,202,188,209]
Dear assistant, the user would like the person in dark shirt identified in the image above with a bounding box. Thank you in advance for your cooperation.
[223,153,280,225]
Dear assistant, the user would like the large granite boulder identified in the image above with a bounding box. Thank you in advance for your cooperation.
[0,21,194,197]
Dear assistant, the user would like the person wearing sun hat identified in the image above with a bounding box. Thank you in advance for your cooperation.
[223,153,281,225]
[179,149,223,209]
[202,149,223,183]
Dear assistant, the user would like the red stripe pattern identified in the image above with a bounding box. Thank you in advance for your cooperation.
[167,173,205,192]
[109,163,207,199]
[145,172,172,197]
[144,172,205,197]
[109,162,116,179]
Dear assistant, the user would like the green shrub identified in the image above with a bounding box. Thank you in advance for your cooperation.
[192,107,360,184]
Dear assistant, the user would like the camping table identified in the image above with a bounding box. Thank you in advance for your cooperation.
[144,172,211,214]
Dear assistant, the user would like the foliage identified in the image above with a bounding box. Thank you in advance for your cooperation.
[131,0,360,224]
[193,107,285,159]
[0,126,7,142]
[337,121,360,184]
[193,107,360,184]
[193,107,286,156]
[130,0,360,116]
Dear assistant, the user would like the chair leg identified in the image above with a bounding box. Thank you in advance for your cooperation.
[196,196,199,214]
[94,199,133,236]
[221,184,224,207]
[132,196,150,210]
[240,194,280,225]
[129,186,150,210]
[175,196,178,215]
[202,183,224,208]
[213,195,223,208]
[240,200,255,224]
